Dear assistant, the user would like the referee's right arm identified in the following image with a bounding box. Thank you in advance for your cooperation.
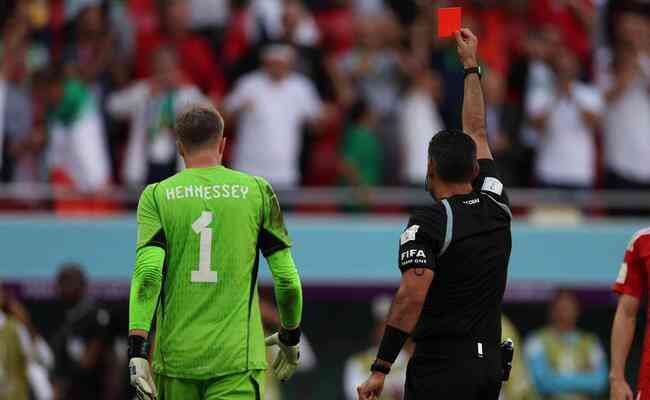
[456,28,492,161]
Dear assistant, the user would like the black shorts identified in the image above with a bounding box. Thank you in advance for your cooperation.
[405,343,502,400]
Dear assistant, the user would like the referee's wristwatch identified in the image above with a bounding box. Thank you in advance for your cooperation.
[464,65,482,80]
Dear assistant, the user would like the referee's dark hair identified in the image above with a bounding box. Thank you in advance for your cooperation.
[175,103,225,153]
[428,130,478,183]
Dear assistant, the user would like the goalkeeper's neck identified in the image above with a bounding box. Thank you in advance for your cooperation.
[181,137,226,169]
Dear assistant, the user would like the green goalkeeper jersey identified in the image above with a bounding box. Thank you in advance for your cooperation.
[131,165,293,379]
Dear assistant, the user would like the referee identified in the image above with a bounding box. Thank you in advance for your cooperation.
[357,28,511,400]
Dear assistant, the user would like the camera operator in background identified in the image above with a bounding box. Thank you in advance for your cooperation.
[50,264,119,400]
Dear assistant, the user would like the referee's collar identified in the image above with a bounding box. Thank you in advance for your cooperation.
[437,191,476,202]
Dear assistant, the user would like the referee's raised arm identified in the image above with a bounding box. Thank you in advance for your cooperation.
[358,27,512,400]
[456,28,493,161]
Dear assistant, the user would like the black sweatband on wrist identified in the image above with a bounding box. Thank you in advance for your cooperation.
[279,326,301,346]
[128,335,149,359]
[370,360,391,375]
[376,325,409,364]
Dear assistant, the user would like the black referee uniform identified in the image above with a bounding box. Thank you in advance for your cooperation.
[398,159,512,399]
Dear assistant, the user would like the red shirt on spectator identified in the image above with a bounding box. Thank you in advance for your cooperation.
[528,0,595,64]
[314,6,355,57]
[613,228,650,399]
[221,7,252,68]
[128,0,160,37]
[135,31,226,100]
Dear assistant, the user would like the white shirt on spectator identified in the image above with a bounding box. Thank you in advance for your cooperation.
[225,71,321,187]
[107,81,204,186]
[527,83,604,187]
[399,91,444,185]
[599,55,650,182]
[190,0,230,29]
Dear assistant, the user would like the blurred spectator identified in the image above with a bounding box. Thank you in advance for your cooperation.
[524,290,608,399]
[527,46,603,189]
[281,1,334,99]
[224,44,324,187]
[280,0,321,48]
[135,0,225,101]
[528,0,598,67]
[0,4,50,75]
[484,71,508,151]
[312,0,355,56]
[63,3,116,98]
[352,0,387,17]
[45,67,112,194]
[188,0,231,31]
[223,0,327,89]
[339,100,382,187]
[0,66,4,180]
[107,47,203,186]
[600,10,650,189]
[0,17,44,183]
[398,68,444,186]
[333,13,404,116]
[501,314,538,400]
[50,264,118,400]
[0,283,55,400]
[332,12,405,182]
[343,295,412,400]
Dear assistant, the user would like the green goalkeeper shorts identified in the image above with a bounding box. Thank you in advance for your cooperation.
[155,370,265,400]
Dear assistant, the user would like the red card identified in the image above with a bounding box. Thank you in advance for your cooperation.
[438,7,461,38]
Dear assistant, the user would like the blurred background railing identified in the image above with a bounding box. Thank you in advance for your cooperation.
[2,183,650,212]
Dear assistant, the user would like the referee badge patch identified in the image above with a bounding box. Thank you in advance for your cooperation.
[401,225,420,245]
[482,177,504,196]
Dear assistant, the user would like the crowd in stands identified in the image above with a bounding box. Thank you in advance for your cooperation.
[0,0,649,199]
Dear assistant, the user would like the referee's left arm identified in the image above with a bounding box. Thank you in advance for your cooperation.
[357,270,433,400]
[375,269,433,368]
[358,218,437,400]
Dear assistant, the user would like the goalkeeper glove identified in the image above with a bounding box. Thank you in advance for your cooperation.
[128,336,157,400]
[265,327,301,381]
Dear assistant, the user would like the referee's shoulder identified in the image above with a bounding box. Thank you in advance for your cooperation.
[407,205,446,228]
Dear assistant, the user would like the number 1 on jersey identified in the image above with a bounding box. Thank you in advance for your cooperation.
[191,211,218,283]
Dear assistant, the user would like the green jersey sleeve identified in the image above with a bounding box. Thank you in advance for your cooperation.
[136,184,165,249]
[255,177,291,256]
[267,248,302,328]
[253,177,302,328]
[129,184,166,332]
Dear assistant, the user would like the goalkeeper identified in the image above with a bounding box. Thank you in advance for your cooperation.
[127,104,303,400]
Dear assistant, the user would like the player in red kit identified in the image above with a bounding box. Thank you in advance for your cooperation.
[611,228,650,400]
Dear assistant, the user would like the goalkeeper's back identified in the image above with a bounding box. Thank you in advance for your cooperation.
[129,104,301,381]
[141,167,289,379]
